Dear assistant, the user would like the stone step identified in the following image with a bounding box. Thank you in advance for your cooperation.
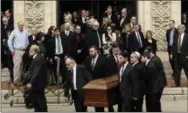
[1,93,187,105]
[1,87,187,97]
[1,96,67,104]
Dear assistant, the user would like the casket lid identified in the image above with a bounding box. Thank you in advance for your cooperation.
[83,75,119,90]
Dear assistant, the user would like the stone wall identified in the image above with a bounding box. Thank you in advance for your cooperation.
[138,1,181,51]
[13,0,181,50]
[13,1,57,34]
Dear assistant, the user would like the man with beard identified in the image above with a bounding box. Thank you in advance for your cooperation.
[130,51,145,112]
[117,50,136,112]
[83,46,106,112]
[142,46,166,112]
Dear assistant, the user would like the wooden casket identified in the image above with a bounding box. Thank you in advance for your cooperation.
[83,75,119,107]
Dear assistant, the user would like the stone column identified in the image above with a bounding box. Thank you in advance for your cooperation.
[13,0,57,33]
[137,0,181,51]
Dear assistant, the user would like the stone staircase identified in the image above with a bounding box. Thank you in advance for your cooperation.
[1,52,187,104]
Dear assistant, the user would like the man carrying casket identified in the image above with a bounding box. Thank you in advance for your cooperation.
[65,57,93,112]
[117,50,137,112]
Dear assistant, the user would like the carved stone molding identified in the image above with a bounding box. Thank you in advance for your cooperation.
[151,1,171,51]
[24,1,44,34]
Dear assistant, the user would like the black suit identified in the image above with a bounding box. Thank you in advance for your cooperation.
[172,33,188,86]
[144,38,157,54]
[28,35,36,44]
[121,32,131,52]
[83,55,106,112]
[85,28,102,53]
[119,64,135,112]
[78,17,87,34]
[61,31,77,58]
[75,33,87,64]
[103,13,118,29]
[105,55,119,76]
[132,62,145,112]
[119,16,130,30]
[166,28,178,72]
[66,65,93,112]
[1,24,13,68]
[28,54,48,112]
[104,55,119,112]
[47,36,66,84]
[182,19,188,33]
[129,31,145,53]
[7,15,14,29]
[145,55,166,112]
[22,35,37,72]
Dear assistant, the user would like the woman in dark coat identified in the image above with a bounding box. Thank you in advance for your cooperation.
[144,30,157,54]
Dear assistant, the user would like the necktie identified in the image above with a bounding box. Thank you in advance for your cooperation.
[91,59,95,70]
[57,37,61,53]
[137,32,143,48]
[178,35,181,53]
[97,31,102,48]
[120,65,124,81]
[116,56,120,70]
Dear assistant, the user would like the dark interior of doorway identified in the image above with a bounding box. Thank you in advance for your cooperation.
[1,0,13,14]
[57,0,137,26]
[182,0,188,14]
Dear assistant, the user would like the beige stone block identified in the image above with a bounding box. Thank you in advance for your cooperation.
[174,95,188,100]
[163,88,183,95]
[161,95,175,101]
[182,87,188,95]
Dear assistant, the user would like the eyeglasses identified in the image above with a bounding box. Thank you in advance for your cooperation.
[107,29,112,30]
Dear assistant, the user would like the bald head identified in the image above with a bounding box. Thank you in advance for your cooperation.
[93,20,99,30]
[65,58,76,70]
[64,22,71,30]
[178,24,186,34]
[130,51,140,64]
[17,21,24,31]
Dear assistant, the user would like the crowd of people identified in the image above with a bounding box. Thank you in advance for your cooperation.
[1,5,188,112]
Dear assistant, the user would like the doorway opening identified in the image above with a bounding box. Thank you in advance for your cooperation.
[57,0,137,26]
[1,0,13,16]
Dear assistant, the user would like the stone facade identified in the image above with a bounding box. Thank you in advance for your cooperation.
[13,1,57,33]
[138,0,181,51]
[25,1,44,33]
[13,0,181,50]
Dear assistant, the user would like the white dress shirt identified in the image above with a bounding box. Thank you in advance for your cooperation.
[120,18,125,26]
[132,61,139,67]
[33,53,38,59]
[82,17,86,23]
[8,28,29,52]
[180,32,185,47]
[73,64,77,90]
[55,36,63,55]
[119,62,128,82]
